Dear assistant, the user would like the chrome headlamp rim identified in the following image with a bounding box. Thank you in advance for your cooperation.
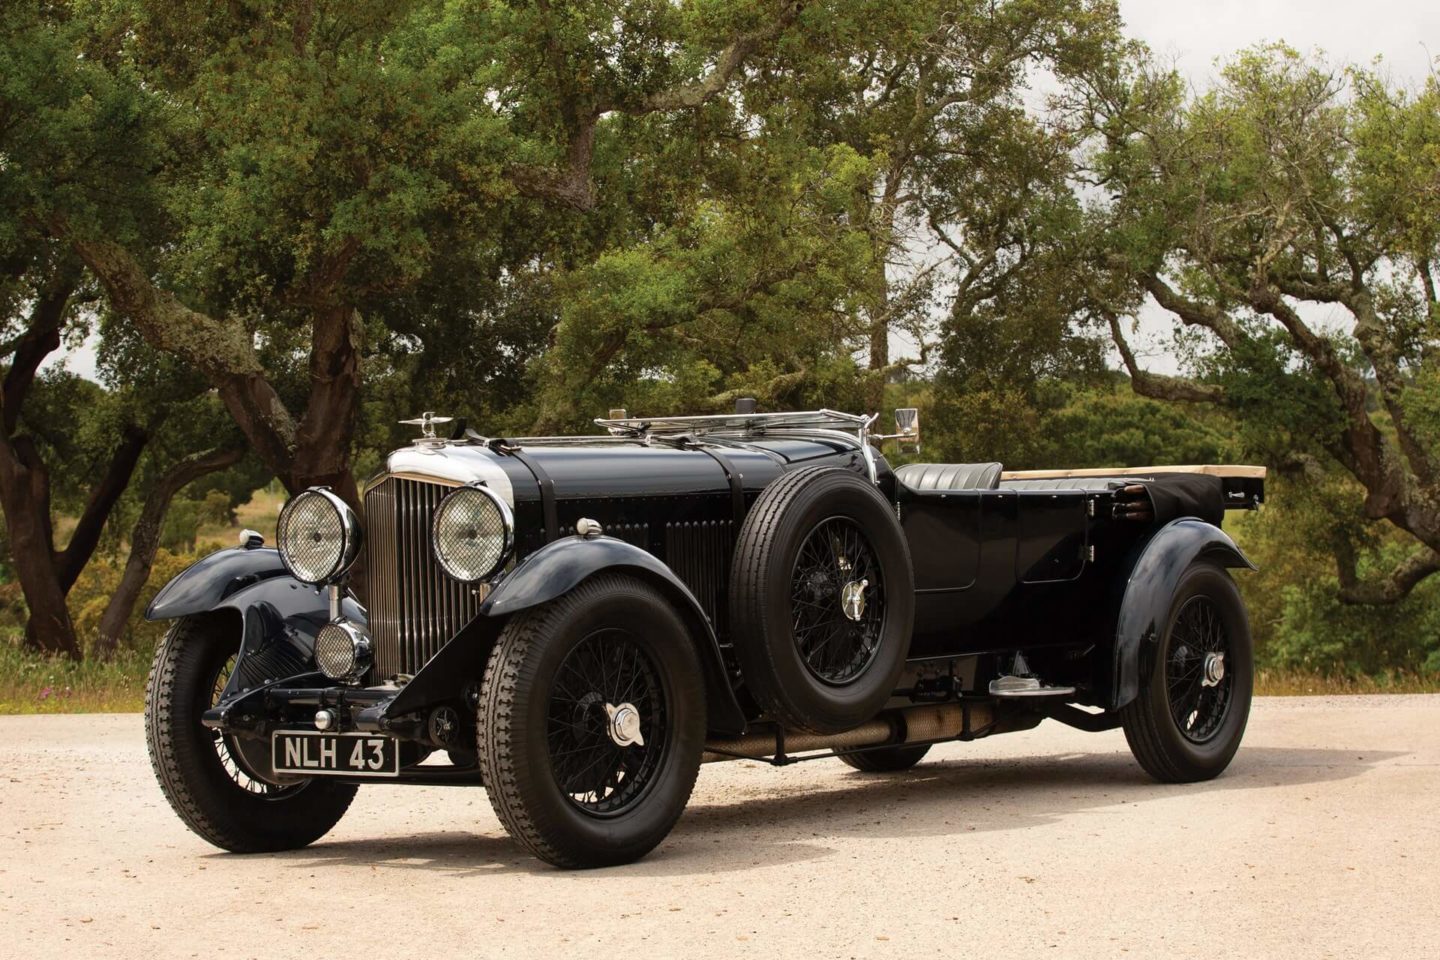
[313,619,372,683]
[431,483,514,583]
[276,487,364,585]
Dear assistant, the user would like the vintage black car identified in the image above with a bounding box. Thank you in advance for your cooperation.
[143,407,1264,868]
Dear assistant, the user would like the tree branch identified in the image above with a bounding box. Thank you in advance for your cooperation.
[1343,286,1436,485]
[2,268,78,435]
[1139,272,1244,348]
[707,368,809,409]
[1246,280,1401,507]
[56,423,149,591]
[510,1,806,211]
[635,2,805,113]
[1335,542,1440,605]
[59,226,301,480]
[1105,311,1225,403]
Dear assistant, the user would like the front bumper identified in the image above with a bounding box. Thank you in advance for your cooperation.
[203,676,484,786]
[202,676,411,737]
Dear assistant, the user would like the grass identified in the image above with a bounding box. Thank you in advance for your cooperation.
[0,642,150,714]
[1,640,1435,715]
[1254,669,1440,696]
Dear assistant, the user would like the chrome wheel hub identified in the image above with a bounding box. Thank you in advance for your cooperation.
[1202,651,1226,688]
[840,578,869,622]
[604,702,645,748]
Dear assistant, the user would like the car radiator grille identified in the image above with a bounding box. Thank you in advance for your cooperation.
[365,477,485,680]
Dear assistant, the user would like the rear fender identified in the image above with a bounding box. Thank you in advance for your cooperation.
[480,535,747,736]
[1111,518,1255,709]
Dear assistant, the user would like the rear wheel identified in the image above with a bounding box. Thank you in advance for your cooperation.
[477,574,706,868]
[836,743,931,772]
[1120,562,1253,782]
[145,615,356,852]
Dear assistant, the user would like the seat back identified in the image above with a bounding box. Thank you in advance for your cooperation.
[895,462,1003,491]
[999,477,1124,492]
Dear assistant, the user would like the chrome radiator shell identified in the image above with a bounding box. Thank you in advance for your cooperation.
[364,476,485,680]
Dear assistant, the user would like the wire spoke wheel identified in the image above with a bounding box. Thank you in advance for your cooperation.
[207,654,295,797]
[731,466,914,734]
[1164,595,1234,743]
[478,574,704,867]
[545,629,668,817]
[789,516,886,685]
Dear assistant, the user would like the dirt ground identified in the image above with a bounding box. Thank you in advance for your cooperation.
[1,696,1436,959]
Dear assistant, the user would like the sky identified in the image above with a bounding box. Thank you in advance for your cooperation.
[47,1,1440,383]
[1122,0,1438,87]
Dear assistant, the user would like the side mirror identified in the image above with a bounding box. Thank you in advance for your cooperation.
[894,407,919,443]
[872,407,921,452]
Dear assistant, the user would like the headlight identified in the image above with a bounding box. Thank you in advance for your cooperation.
[432,484,513,582]
[314,620,371,682]
[276,488,363,584]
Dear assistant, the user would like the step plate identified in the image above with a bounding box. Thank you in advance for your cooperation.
[988,676,1078,699]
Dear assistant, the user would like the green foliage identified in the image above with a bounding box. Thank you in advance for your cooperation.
[1231,475,1440,675]
[923,377,1234,469]
[159,500,200,552]
[1269,572,1440,676]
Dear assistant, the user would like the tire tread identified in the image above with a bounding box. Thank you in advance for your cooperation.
[145,616,355,853]
[477,574,704,868]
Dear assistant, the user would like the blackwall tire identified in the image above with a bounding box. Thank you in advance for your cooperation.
[729,466,915,735]
[1120,562,1253,783]
[836,743,931,772]
[144,615,356,853]
[477,574,706,869]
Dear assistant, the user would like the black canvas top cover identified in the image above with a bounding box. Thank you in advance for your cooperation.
[1142,473,1225,526]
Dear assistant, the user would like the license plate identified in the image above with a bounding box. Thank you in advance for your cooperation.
[271,731,400,778]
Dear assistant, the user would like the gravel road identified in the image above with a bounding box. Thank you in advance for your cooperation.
[2,696,1436,959]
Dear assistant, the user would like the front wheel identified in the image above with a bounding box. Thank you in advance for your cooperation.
[145,615,356,852]
[1120,562,1253,783]
[477,574,706,868]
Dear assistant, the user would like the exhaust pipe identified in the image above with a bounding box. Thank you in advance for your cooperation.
[701,701,992,764]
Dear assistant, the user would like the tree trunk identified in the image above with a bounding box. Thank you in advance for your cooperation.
[0,439,80,659]
[866,167,904,412]
[94,446,244,657]
[290,304,364,507]
[0,274,81,659]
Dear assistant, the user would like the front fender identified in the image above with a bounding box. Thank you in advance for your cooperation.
[145,546,291,621]
[1111,518,1255,709]
[150,546,364,700]
[481,536,747,735]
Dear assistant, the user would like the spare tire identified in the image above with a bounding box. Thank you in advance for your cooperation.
[729,465,915,734]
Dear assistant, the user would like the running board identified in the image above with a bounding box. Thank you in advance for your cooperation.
[988,675,1077,699]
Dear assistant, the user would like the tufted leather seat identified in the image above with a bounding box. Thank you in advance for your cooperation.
[998,477,1125,492]
[895,462,1004,491]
